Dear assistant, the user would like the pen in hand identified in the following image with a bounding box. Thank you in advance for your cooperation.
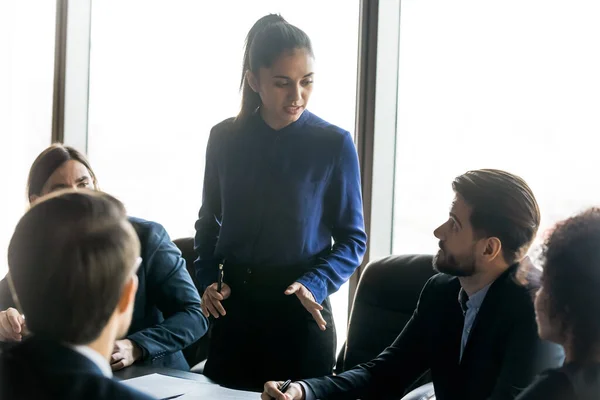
[274,380,292,399]
[217,263,224,293]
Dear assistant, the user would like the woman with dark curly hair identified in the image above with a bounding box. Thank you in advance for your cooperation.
[517,208,600,400]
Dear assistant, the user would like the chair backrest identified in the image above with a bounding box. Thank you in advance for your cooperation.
[340,254,435,372]
[173,237,199,291]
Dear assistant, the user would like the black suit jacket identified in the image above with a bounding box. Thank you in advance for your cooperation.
[304,264,564,400]
[0,337,154,400]
[0,217,208,370]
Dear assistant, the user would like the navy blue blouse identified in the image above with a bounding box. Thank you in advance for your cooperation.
[194,110,367,303]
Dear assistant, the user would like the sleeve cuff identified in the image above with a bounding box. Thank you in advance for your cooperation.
[194,259,219,293]
[296,272,327,304]
[298,381,316,400]
[126,333,150,361]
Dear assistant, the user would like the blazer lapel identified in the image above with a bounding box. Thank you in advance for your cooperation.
[436,278,464,368]
[460,264,519,364]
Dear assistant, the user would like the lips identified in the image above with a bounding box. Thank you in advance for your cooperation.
[284,106,302,115]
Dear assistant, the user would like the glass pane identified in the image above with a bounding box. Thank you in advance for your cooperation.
[393,0,600,256]
[88,0,360,353]
[0,1,55,278]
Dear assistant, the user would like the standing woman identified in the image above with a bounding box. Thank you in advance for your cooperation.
[194,14,367,390]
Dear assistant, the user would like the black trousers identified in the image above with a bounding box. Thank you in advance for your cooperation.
[202,262,336,391]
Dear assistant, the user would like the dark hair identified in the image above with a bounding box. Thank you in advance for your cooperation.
[236,14,314,121]
[7,190,140,344]
[452,169,540,264]
[541,207,600,363]
[27,143,98,201]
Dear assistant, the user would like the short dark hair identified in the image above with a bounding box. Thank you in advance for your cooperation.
[27,143,98,200]
[541,207,600,362]
[7,190,140,344]
[237,14,314,121]
[452,169,540,264]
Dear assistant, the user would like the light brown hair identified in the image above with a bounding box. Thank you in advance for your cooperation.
[8,190,139,344]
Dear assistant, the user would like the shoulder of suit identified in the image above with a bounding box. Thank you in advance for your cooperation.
[128,216,165,235]
[425,272,460,289]
[417,273,461,305]
[498,266,539,303]
[0,346,153,400]
[127,217,169,252]
[62,375,155,400]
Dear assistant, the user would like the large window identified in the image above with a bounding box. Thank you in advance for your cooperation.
[87,1,360,352]
[0,2,55,277]
[393,0,600,256]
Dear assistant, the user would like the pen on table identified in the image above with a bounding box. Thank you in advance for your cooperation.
[217,263,224,293]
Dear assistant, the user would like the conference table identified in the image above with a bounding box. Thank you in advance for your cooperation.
[114,365,261,399]
[114,365,214,383]
[114,366,436,400]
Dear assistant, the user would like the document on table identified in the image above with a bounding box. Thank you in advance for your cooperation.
[177,385,261,399]
[121,373,208,399]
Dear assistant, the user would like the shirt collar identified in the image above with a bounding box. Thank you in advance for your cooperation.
[69,344,113,378]
[458,283,492,312]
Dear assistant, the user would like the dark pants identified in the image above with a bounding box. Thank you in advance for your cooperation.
[203,262,336,391]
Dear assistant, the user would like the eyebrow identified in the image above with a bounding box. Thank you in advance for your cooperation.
[273,72,315,79]
[49,176,89,191]
[449,212,463,229]
[49,183,69,191]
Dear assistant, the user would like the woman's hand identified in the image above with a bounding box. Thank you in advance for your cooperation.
[285,282,327,331]
[201,283,232,318]
[0,308,26,342]
[110,339,142,371]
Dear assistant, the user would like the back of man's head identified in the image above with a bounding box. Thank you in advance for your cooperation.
[453,169,540,265]
[7,189,140,345]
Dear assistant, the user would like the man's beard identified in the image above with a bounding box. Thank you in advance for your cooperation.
[433,245,476,277]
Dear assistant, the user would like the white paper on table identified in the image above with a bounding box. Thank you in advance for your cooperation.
[177,385,261,399]
[121,373,208,399]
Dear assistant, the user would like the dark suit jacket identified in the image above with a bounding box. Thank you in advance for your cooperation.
[0,217,208,370]
[0,336,154,400]
[304,264,564,400]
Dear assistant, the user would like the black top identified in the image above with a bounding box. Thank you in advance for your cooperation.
[303,264,565,400]
[516,363,600,400]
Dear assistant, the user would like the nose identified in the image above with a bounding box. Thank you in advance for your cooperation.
[433,224,444,240]
[289,84,302,104]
